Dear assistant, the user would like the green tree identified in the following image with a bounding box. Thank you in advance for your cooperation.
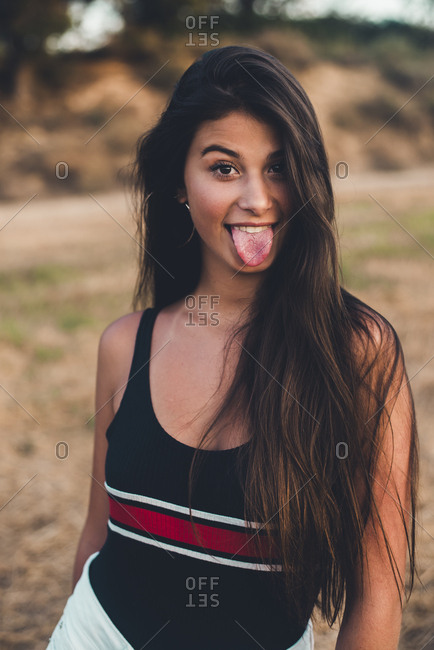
[119,0,214,30]
[0,0,71,95]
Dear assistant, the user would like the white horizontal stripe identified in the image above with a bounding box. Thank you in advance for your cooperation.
[108,520,282,572]
[105,481,263,529]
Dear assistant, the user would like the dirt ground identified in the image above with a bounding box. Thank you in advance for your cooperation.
[0,168,433,649]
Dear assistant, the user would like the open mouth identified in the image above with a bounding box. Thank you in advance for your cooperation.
[224,222,279,267]
[224,222,279,235]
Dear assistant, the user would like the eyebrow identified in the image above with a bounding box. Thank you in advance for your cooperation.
[200,144,284,161]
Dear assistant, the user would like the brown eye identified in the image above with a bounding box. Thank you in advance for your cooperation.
[209,162,238,178]
[271,162,285,175]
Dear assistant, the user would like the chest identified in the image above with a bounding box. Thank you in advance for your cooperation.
[149,321,247,450]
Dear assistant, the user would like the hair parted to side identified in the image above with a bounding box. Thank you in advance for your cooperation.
[130,45,419,628]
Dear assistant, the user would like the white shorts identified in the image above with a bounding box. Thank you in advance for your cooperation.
[46,551,314,649]
[46,551,133,649]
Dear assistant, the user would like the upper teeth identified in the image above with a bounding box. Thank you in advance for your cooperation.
[232,225,270,233]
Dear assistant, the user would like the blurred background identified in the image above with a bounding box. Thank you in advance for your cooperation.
[0,1,433,648]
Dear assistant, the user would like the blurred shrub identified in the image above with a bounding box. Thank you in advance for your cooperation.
[83,108,110,128]
[292,15,434,80]
[32,55,86,94]
[0,265,79,290]
[34,346,64,362]
[332,92,422,135]
[255,28,316,70]
[370,34,434,91]
[110,27,189,89]
[58,311,94,331]
[0,318,25,347]
[365,142,410,170]
[356,94,421,133]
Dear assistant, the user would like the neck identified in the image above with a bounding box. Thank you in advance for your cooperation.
[190,261,263,329]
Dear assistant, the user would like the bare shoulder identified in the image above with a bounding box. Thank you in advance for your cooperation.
[97,311,146,395]
[349,304,401,369]
[99,310,145,353]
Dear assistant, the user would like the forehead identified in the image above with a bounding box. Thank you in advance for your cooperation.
[190,111,281,150]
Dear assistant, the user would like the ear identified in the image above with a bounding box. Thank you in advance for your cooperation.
[175,186,187,204]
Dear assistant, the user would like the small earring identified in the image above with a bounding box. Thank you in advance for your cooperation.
[177,200,194,247]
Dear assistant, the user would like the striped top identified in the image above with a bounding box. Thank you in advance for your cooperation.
[89,307,307,649]
[105,481,282,572]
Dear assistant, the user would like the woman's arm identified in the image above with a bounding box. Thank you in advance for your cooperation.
[71,321,124,590]
[336,328,415,649]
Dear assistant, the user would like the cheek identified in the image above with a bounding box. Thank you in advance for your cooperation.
[194,185,230,226]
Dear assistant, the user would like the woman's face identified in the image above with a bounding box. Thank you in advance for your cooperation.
[177,110,292,274]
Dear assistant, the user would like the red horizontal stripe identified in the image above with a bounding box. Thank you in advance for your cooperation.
[109,497,278,559]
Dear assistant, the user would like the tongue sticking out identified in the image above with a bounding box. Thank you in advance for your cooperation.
[230,225,274,267]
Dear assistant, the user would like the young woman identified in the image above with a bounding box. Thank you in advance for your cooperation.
[47,45,419,649]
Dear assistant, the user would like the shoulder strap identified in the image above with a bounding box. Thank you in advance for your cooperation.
[127,307,158,383]
[105,307,157,442]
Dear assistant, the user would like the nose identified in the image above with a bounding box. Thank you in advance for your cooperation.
[237,175,273,215]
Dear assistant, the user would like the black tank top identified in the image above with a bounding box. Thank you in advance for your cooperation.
[89,307,308,649]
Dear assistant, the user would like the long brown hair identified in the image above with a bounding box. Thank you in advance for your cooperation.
[130,45,419,628]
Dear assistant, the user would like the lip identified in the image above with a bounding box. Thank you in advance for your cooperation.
[224,222,280,234]
[224,222,279,227]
